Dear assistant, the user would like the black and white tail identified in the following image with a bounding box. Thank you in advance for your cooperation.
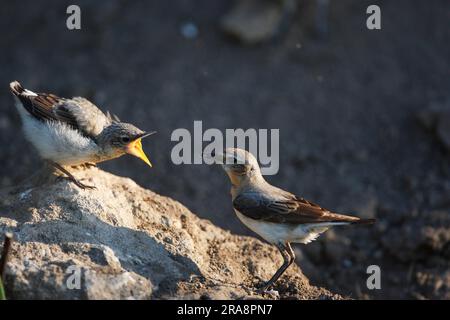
[10,81,37,97]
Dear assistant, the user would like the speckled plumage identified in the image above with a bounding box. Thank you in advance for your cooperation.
[10,81,154,188]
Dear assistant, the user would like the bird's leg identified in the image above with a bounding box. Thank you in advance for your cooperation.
[49,161,96,190]
[285,242,296,263]
[258,242,294,293]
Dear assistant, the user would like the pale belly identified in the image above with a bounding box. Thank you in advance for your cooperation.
[234,210,333,244]
[19,111,102,166]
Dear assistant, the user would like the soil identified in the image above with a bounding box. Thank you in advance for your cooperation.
[0,0,448,299]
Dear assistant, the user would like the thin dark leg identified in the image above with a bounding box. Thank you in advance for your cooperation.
[258,242,294,292]
[49,161,96,190]
[285,242,296,263]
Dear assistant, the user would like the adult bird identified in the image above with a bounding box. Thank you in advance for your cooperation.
[211,148,375,292]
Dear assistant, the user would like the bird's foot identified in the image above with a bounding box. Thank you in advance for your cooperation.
[73,179,96,190]
[49,161,96,190]
[256,282,272,295]
[255,285,279,299]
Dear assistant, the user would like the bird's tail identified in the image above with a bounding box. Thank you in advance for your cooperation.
[351,218,376,225]
[9,81,36,97]
[10,81,25,96]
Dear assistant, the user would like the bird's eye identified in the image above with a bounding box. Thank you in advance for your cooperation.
[121,137,131,143]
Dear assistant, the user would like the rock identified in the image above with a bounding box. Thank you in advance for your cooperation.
[220,0,296,45]
[0,167,342,300]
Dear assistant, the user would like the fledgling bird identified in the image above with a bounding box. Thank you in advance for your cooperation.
[10,81,155,189]
[211,148,375,292]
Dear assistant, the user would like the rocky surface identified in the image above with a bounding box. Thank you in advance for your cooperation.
[0,167,342,300]
[1,0,449,299]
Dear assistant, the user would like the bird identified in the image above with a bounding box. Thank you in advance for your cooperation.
[210,148,375,292]
[9,81,155,189]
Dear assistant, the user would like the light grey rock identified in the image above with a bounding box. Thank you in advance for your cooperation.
[220,0,296,45]
[0,167,342,300]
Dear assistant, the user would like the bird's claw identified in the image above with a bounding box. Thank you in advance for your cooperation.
[56,176,96,190]
[75,181,96,190]
[256,283,271,295]
[256,284,280,299]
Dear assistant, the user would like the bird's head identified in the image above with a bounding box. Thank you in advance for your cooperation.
[98,122,155,167]
[209,148,263,186]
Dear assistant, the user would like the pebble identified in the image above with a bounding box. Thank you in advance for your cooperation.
[180,22,199,40]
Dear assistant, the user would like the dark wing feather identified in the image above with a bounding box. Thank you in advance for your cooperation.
[52,97,111,137]
[11,82,110,138]
[18,91,63,123]
[233,192,361,224]
[52,104,80,128]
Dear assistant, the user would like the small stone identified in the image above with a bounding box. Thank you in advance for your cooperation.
[163,236,173,244]
[220,0,296,45]
[180,22,199,40]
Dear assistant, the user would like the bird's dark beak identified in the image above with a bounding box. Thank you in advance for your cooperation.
[125,131,156,168]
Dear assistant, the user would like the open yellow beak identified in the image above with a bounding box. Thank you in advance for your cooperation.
[125,138,152,167]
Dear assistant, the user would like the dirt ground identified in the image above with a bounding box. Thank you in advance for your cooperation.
[0,0,449,299]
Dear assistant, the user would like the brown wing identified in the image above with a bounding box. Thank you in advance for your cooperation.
[14,89,62,124]
[233,192,362,225]
[11,81,110,138]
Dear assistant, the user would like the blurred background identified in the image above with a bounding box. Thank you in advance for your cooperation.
[0,0,449,299]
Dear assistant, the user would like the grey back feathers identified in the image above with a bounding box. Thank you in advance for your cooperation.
[54,97,111,137]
